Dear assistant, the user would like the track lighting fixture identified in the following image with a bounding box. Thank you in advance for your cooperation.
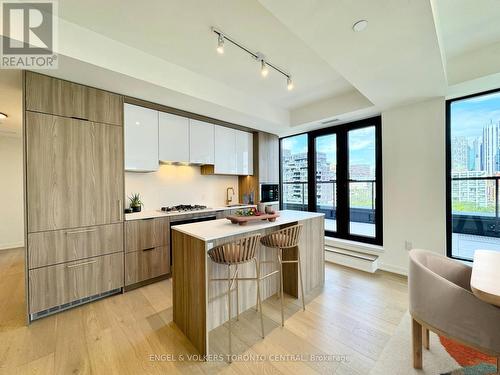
[211,26,293,90]
[260,60,269,77]
[217,34,224,54]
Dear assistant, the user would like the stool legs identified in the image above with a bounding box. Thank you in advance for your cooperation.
[298,248,306,311]
[254,258,265,339]
[235,264,240,321]
[278,248,285,327]
[227,265,232,362]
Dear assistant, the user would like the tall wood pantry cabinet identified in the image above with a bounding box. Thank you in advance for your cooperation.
[24,72,125,321]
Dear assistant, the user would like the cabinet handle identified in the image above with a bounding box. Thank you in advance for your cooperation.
[65,228,97,235]
[118,199,123,220]
[142,247,155,252]
[67,260,98,268]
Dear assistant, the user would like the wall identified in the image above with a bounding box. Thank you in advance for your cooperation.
[0,136,24,250]
[379,97,446,274]
[125,164,239,210]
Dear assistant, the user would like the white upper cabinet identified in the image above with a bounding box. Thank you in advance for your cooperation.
[124,103,159,172]
[236,130,254,175]
[159,112,189,163]
[189,119,214,164]
[214,125,237,174]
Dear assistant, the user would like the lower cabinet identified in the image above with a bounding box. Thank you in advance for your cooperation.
[124,217,170,287]
[29,252,124,314]
[125,246,170,285]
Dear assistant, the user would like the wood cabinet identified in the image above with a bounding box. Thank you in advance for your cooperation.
[258,132,279,184]
[189,119,214,164]
[25,72,123,126]
[125,217,169,252]
[124,217,170,286]
[28,223,123,269]
[124,103,159,172]
[29,253,124,314]
[125,246,170,285]
[159,111,190,163]
[26,112,124,232]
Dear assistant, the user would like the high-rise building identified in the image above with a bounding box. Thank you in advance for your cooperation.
[468,137,482,171]
[451,136,469,171]
[482,120,500,174]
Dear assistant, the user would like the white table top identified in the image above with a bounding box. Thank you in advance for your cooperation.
[171,210,324,242]
[471,250,500,307]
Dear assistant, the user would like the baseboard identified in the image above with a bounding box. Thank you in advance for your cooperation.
[0,241,24,250]
[325,247,378,273]
[378,262,408,276]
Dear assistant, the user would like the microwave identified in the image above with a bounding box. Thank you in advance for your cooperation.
[260,184,279,203]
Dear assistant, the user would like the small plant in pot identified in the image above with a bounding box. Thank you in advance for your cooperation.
[129,193,144,212]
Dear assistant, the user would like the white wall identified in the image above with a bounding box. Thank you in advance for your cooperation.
[379,97,446,274]
[0,136,24,250]
[125,164,239,210]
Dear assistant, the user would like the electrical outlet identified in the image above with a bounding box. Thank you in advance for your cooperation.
[405,240,413,251]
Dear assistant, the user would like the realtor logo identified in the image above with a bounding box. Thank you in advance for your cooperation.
[1,1,58,68]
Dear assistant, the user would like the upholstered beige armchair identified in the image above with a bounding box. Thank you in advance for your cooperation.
[408,249,500,373]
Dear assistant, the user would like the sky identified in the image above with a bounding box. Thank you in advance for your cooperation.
[451,90,500,138]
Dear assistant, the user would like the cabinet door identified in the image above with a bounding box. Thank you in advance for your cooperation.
[25,72,88,120]
[236,130,253,175]
[159,112,189,163]
[87,87,123,126]
[214,125,236,174]
[125,246,170,286]
[258,132,279,183]
[189,119,214,164]
[124,103,159,172]
[125,217,169,253]
[26,112,124,232]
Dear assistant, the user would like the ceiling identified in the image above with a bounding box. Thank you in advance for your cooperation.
[1,0,500,136]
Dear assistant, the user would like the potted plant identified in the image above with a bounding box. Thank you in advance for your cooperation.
[129,193,144,212]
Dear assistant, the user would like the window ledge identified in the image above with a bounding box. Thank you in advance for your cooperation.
[325,236,384,255]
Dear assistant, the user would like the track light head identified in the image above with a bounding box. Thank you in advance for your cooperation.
[287,76,294,91]
[261,60,269,77]
[217,34,224,54]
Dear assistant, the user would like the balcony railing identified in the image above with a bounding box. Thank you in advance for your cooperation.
[451,176,500,237]
[281,180,376,224]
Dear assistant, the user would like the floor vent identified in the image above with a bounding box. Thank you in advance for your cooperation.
[325,246,379,273]
[30,288,121,321]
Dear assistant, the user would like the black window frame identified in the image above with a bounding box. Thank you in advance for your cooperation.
[279,116,383,246]
[445,87,500,261]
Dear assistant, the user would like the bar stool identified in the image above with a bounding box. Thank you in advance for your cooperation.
[259,224,304,327]
[207,233,265,362]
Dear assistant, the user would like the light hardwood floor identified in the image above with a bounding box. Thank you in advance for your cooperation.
[0,247,408,374]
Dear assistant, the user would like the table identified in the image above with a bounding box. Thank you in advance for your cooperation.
[471,250,500,307]
[171,210,325,356]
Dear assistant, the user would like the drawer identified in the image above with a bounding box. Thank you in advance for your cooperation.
[29,252,124,314]
[125,217,169,252]
[125,246,170,286]
[28,223,123,269]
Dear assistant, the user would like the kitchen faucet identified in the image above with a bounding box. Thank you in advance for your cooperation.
[226,187,235,205]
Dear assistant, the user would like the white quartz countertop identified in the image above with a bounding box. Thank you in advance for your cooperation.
[172,210,324,242]
[124,205,256,221]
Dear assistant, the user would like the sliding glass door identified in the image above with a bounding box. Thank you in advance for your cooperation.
[279,116,382,246]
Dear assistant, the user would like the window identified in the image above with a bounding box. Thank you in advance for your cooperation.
[447,89,500,261]
[280,116,382,245]
[280,134,308,211]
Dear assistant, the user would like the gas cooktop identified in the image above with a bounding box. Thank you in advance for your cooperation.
[160,204,209,213]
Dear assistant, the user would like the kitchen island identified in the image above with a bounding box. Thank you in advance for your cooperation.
[171,210,325,356]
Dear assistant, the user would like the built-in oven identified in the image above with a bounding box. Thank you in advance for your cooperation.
[260,184,279,203]
[169,214,217,266]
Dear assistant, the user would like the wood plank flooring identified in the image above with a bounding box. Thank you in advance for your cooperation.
[0,247,408,374]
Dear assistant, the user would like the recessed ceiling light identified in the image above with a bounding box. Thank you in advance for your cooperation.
[0,112,7,120]
[352,20,368,32]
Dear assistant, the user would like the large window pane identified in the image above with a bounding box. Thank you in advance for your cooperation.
[315,134,337,232]
[281,134,308,210]
[348,127,376,237]
[449,90,500,260]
